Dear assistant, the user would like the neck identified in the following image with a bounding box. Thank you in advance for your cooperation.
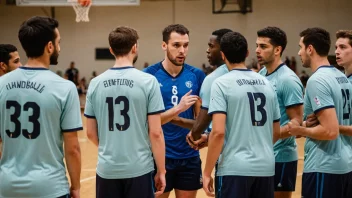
[226,62,247,70]
[26,57,50,69]
[310,56,330,72]
[214,61,225,68]
[113,57,133,68]
[162,58,182,77]
[344,63,352,77]
[265,58,283,74]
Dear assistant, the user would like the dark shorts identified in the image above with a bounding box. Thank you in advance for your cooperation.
[160,156,202,192]
[274,161,298,191]
[215,175,274,198]
[96,172,154,198]
[302,171,352,198]
[57,194,70,198]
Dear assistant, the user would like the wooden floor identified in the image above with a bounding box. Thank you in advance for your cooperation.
[77,112,305,198]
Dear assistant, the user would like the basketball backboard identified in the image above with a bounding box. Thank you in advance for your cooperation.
[16,0,140,6]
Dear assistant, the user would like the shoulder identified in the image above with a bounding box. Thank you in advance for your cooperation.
[213,72,232,86]
[143,62,162,75]
[258,67,267,76]
[184,64,205,76]
[133,68,159,82]
[277,65,299,79]
[305,72,328,90]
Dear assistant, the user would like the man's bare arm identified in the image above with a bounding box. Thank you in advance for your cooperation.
[63,132,81,192]
[279,104,303,139]
[160,90,198,125]
[289,108,339,140]
[86,118,99,147]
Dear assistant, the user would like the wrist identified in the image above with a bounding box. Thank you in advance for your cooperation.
[203,170,212,177]
[204,132,210,142]
[157,169,166,174]
[70,185,80,190]
[174,105,182,115]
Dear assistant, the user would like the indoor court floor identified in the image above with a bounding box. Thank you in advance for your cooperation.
[77,110,305,198]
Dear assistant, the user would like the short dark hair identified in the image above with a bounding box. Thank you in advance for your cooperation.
[257,26,287,56]
[336,30,352,47]
[162,24,189,43]
[212,28,233,44]
[299,27,330,56]
[0,44,17,65]
[220,32,248,64]
[109,26,139,57]
[18,16,59,58]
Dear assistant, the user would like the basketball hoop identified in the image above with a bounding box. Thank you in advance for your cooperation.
[68,0,92,22]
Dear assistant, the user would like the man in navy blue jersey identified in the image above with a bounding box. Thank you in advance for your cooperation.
[144,24,206,198]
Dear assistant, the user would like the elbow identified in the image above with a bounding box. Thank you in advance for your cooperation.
[326,130,339,140]
[273,132,279,144]
[326,123,339,140]
[211,130,225,139]
[86,130,96,141]
[149,129,163,140]
[65,144,81,157]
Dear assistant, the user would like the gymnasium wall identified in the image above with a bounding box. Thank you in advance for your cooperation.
[0,0,351,79]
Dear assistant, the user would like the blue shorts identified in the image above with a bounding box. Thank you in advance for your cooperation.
[274,161,298,191]
[302,171,352,198]
[96,172,154,198]
[57,194,70,198]
[216,175,274,198]
[160,156,202,192]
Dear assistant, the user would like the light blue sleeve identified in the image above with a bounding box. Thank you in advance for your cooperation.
[147,77,165,115]
[303,91,312,120]
[208,80,227,115]
[273,90,281,122]
[84,80,96,118]
[280,76,304,107]
[199,76,212,109]
[194,69,206,96]
[61,83,83,132]
[306,77,334,114]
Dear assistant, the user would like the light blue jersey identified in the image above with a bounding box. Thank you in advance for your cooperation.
[208,69,280,177]
[347,74,352,84]
[199,64,229,131]
[0,67,83,198]
[259,64,304,162]
[303,66,352,174]
[84,66,165,179]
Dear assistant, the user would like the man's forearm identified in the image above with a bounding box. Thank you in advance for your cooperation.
[204,131,224,176]
[88,136,99,147]
[339,125,352,136]
[65,144,81,190]
[170,117,195,130]
[161,106,182,125]
[191,109,212,140]
[150,130,166,173]
[279,124,292,139]
[299,124,338,140]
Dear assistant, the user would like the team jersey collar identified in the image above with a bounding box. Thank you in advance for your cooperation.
[231,68,252,71]
[110,66,134,70]
[315,65,334,72]
[265,63,285,76]
[160,61,184,79]
[20,66,48,70]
